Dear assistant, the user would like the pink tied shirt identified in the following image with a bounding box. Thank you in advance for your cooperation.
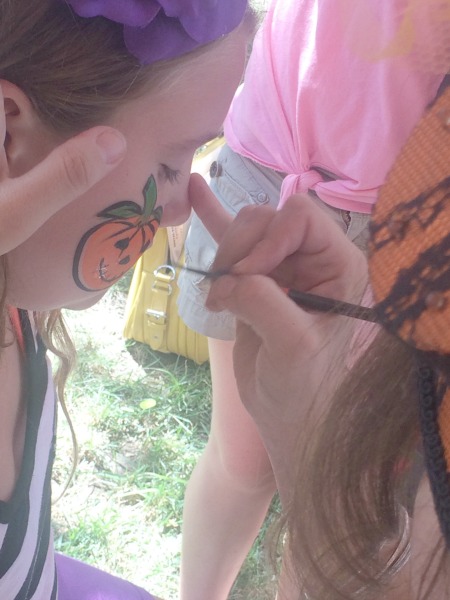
[224,0,444,213]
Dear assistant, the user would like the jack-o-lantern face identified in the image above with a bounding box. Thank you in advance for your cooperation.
[73,175,162,291]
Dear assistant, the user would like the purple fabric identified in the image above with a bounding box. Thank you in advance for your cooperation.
[55,553,155,600]
[63,0,248,64]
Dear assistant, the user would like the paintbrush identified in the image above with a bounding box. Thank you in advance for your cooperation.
[181,265,378,324]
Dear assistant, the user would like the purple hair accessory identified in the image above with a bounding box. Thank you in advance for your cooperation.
[63,0,248,64]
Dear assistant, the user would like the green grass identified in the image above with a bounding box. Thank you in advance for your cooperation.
[51,272,279,600]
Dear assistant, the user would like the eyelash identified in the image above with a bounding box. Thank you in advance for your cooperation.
[160,164,181,184]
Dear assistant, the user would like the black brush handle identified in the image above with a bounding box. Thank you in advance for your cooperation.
[182,265,378,324]
[287,289,378,323]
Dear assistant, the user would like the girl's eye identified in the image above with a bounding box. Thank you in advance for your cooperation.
[159,164,181,184]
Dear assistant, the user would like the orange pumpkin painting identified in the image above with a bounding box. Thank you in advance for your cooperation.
[73,175,163,292]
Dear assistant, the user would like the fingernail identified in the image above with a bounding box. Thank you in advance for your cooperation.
[96,129,127,164]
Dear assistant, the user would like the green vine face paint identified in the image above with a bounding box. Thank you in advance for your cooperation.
[73,175,163,291]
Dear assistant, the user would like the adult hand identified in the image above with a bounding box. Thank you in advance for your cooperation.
[193,176,369,501]
[0,84,126,256]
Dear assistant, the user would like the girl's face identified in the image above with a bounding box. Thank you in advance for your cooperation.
[6,31,247,311]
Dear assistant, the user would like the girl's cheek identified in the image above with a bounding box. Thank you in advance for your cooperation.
[72,217,162,292]
[72,175,163,292]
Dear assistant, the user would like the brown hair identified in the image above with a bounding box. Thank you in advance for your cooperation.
[0,1,151,134]
[283,330,450,599]
[0,1,256,136]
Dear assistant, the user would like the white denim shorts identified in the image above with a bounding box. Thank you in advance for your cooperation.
[177,144,371,341]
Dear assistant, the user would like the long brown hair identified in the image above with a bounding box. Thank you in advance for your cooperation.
[284,330,450,599]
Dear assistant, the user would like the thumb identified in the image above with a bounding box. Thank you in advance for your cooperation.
[0,126,126,255]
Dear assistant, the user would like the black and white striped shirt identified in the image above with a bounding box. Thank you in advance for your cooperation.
[0,311,57,600]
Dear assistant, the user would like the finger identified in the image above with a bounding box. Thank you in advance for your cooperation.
[188,173,232,243]
[233,194,349,277]
[206,274,318,354]
[230,195,368,298]
[212,203,276,270]
[0,126,126,255]
[189,175,279,270]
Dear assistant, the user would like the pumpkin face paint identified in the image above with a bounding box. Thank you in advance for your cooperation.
[73,175,162,291]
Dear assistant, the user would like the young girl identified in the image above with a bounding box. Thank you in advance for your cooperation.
[0,1,253,598]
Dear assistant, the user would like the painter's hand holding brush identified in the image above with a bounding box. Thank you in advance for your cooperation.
[189,173,370,499]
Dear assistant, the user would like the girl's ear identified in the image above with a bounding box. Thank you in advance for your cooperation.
[0,79,57,178]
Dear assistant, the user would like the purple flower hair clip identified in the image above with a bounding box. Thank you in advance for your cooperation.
[63,0,248,64]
